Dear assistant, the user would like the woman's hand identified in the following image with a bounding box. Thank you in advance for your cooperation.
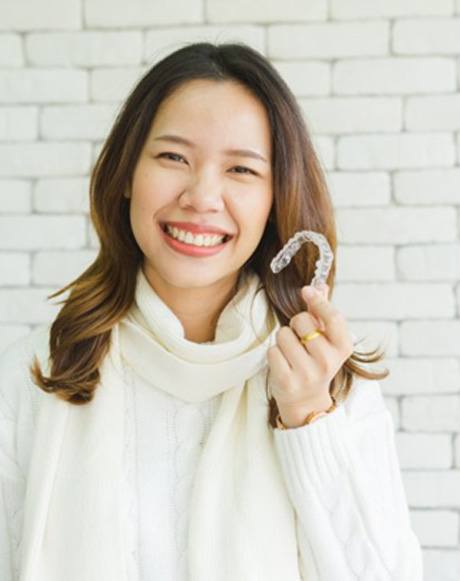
[267,283,354,423]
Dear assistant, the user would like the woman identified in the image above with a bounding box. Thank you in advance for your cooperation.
[0,42,422,580]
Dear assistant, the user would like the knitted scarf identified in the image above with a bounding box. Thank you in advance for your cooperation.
[18,267,304,581]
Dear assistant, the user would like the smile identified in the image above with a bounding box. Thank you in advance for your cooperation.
[163,223,230,247]
[159,223,233,258]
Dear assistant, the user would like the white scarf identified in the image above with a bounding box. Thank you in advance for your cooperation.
[19,267,304,581]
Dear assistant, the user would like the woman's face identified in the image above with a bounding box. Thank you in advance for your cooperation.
[128,78,273,291]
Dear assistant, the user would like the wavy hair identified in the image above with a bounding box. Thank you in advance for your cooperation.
[30,41,389,428]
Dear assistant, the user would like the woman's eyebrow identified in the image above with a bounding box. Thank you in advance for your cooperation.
[153,134,268,164]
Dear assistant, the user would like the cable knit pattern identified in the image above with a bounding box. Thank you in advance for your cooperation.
[273,378,423,580]
[121,360,140,581]
[172,397,217,579]
[122,357,222,581]
[0,292,423,580]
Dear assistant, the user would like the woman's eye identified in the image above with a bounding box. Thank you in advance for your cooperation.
[158,152,186,163]
[232,166,257,175]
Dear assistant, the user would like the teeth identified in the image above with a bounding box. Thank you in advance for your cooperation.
[165,224,227,247]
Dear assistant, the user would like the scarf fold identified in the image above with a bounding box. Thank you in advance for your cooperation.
[19,267,303,581]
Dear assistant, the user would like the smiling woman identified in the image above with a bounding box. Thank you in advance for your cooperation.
[123,77,274,333]
[0,41,422,581]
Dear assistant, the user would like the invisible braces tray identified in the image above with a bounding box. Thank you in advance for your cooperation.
[270,230,333,289]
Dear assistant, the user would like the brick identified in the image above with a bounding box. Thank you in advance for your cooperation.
[271,61,330,96]
[331,0,454,19]
[335,245,395,281]
[0,69,87,103]
[411,510,458,547]
[207,0,326,22]
[0,325,31,354]
[0,106,37,140]
[268,22,389,59]
[455,286,460,315]
[402,395,460,431]
[333,58,455,95]
[0,180,31,212]
[454,434,460,467]
[394,18,460,54]
[312,136,334,169]
[406,95,460,131]
[90,67,145,103]
[34,178,90,213]
[0,253,30,285]
[85,0,201,27]
[144,27,265,64]
[40,105,118,140]
[336,207,456,244]
[384,357,460,395]
[88,221,99,249]
[91,142,103,165]
[33,250,97,285]
[0,216,86,249]
[403,470,460,508]
[383,396,399,429]
[394,169,460,204]
[0,34,23,66]
[349,321,398,357]
[0,288,59,324]
[396,432,452,469]
[0,0,80,31]
[397,244,460,280]
[327,172,390,206]
[338,133,455,169]
[424,549,460,581]
[401,320,460,356]
[299,97,401,134]
[0,143,91,177]
[334,283,453,319]
[26,31,142,67]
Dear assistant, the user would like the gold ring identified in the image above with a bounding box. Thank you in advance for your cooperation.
[300,329,323,345]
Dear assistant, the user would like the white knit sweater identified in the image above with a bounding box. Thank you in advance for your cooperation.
[0,325,423,580]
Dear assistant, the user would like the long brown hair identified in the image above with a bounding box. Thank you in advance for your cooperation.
[30,41,388,427]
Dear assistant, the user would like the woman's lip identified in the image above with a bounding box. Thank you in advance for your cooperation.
[159,221,232,257]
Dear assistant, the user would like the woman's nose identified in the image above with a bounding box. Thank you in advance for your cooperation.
[178,178,226,212]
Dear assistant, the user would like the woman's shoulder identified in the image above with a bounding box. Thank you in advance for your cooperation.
[0,323,51,378]
[0,323,51,422]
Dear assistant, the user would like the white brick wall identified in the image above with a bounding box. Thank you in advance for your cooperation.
[1,1,459,577]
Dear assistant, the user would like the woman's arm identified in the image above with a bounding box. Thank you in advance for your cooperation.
[0,332,42,581]
[273,378,423,581]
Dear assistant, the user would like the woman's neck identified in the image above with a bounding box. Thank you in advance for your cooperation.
[141,265,242,343]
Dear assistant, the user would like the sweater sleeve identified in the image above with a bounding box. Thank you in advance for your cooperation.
[272,378,423,581]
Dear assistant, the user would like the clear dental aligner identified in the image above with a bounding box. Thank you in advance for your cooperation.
[270,230,334,289]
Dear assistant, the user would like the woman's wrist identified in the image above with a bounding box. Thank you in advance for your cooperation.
[276,395,335,429]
